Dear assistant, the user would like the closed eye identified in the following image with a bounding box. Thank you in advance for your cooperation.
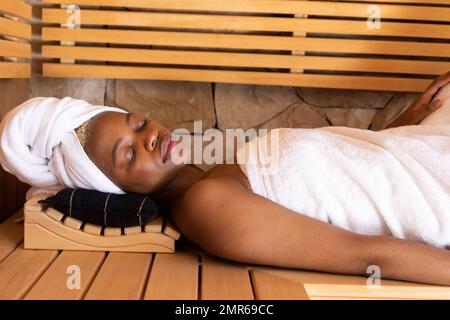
[128,118,148,166]
[138,118,148,132]
[127,146,135,166]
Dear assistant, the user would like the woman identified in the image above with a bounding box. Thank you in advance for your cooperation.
[2,72,450,286]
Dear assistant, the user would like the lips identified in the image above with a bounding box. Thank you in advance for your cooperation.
[160,134,170,163]
[161,133,177,163]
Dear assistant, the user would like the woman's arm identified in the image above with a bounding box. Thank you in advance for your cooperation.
[170,178,450,286]
[384,71,450,129]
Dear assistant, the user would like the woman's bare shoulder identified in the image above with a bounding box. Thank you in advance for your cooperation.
[167,164,252,221]
[175,175,245,212]
[186,177,245,203]
[202,164,252,191]
[167,177,246,227]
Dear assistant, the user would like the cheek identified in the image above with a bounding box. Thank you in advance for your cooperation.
[122,157,183,193]
[128,161,164,190]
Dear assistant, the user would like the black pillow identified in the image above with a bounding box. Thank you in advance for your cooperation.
[37,188,162,228]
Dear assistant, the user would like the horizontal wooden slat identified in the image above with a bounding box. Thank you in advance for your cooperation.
[41,0,450,22]
[0,62,30,78]
[42,28,450,58]
[258,268,450,299]
[83,223,102,235]
[338,0,450,4]
[0,0,32,20]
[63,216,83,230]
[0,39,31,58]
[103,227,122,236]
[163,221,181,240]
[307,283,450,299]
[45,209,64,222]
[43,63,433,92]
[144,216,163,233]
[123,225,142,235]
[42,45,450,75]
[0,17,31,40]
[42,9,450,39]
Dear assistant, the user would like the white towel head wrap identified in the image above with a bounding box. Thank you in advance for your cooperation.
[0,96,128,200]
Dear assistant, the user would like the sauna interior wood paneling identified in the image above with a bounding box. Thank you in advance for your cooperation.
[40,0,450,92]
[0,0,31,222]
[0,79,30,223]
[0,0,32,78]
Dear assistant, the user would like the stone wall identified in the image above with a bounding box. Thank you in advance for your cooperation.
[28,75,420,171]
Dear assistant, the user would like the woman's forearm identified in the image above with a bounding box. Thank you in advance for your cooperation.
[175,179,450,286]
[364,235,450,286]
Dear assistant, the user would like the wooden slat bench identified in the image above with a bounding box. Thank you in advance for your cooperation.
[0,0,31,78]
[39,0,450,91]
[1,212,450,299]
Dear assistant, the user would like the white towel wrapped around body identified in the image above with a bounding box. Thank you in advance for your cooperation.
[238,84,450,248]
[0,97,127,200]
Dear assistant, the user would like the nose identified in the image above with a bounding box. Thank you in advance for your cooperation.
[144,129,159,152]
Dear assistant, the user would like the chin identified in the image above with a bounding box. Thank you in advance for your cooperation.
[170,161,186,175]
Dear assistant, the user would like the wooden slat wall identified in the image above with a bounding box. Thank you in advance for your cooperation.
[0,0,32,78]
[0,1,31,222]
[40,0,450,92]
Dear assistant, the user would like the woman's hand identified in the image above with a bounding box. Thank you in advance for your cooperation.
[385,71,450,129]
[406,71,450,124]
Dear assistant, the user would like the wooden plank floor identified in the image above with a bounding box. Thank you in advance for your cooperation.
[1,211,450,300]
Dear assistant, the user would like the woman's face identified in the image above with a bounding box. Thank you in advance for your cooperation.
[85,111,186,195]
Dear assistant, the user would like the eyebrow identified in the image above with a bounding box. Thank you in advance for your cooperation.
[126,112,132,127]
[111,113,132,166]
